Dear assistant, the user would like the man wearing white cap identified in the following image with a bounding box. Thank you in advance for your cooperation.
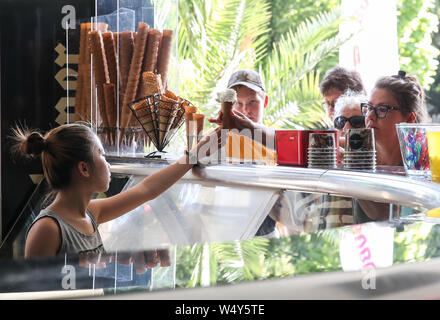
[226,69,268,123]
[210,69,278,237]
[210,69,277,166]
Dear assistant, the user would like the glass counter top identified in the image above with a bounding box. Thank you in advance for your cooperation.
[1,158,440,299]
[108,158,440,212]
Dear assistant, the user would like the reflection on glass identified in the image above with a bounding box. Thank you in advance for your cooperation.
[339,223,394,271]
[99,178,279,251]
[4,220,440,298]
[272,191,355,236]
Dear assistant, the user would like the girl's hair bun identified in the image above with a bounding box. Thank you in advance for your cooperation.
[22,131,46,156]
[10,123,96,190]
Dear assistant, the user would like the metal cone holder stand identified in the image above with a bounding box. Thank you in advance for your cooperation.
[307,132,338,168]
[343,128,376,171]
[128,94,187,158]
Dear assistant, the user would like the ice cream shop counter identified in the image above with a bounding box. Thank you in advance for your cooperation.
[1,158,440,300]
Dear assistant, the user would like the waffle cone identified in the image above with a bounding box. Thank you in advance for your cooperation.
[75,64,88,121]
[103,83,117,144]
[76,23,107,123]
[76,23,89,117]
[157,95,179,147]
[164,89,178,101]
[102,32,118,86]
[156,30,173,89]
[139,72,163,98]
[170,103,185,130]
[80,23,108,64]
[131,99,158,147]
[193,113,205,140]
[143,29,162,73]
[184,103,197,114]
[118,31,134,112]
[122,22,149,127]
[82,63,93,122]
[103,83,117,128]
[89,30,110,127]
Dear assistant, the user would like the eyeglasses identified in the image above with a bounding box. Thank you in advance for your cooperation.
[322,101,335,109]
[360,102,402,119]
[333,115,365,130]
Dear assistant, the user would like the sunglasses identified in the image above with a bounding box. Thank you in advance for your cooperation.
[334,115,365,130]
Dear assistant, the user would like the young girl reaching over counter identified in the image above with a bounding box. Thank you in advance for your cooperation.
[11,122,220,258]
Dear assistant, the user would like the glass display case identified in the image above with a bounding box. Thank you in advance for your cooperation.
[2,0,440,302]
[70,0,182,157]
[0,0,181,253]
[1,160,440,299]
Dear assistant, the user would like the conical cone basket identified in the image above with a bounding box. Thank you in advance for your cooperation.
[128,93,186,152]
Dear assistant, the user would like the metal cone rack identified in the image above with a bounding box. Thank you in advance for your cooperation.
[128,94,189,155]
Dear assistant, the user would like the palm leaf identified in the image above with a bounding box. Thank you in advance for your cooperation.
[211,237,270,283]
[178,0,271,111]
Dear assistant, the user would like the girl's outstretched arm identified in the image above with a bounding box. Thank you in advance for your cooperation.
[89,128,222,224]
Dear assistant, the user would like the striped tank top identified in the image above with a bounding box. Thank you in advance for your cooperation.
[27,208,106,255]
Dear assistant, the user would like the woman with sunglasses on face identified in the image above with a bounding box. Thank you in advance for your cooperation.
[333,91,367,162]
[316,92,366,230]
[354,71,428,223]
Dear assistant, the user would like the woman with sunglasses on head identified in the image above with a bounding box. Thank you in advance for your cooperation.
[355,71,428,222]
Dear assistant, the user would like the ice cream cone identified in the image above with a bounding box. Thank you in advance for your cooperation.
[185,113,195,152]
[217,89,237,130]
[193,113,205,141]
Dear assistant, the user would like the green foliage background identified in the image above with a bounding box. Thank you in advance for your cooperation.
[397,0,439,90]
[178,0,346,130]
[267,0,341,73]
[178,0,440,130]
[426,0,440,118]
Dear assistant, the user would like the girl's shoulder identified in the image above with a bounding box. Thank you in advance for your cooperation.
[29,215,61,237]
[25,213,62,257]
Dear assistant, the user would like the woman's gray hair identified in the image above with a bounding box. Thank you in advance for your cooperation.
[334,90,367,117]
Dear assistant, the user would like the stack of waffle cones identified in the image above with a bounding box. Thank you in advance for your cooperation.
[75,21,175,149]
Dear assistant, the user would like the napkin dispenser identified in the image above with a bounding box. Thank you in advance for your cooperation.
[275,130,309,166]
[276,129,339,166]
